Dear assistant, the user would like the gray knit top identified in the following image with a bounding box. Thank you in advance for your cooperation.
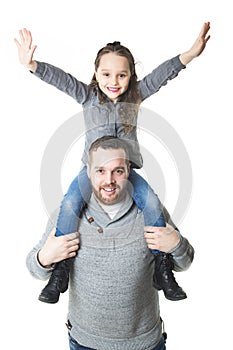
[26,193,194,349]
[33,55,185,168]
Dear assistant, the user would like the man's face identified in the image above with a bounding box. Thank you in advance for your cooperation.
[88,147,130,205]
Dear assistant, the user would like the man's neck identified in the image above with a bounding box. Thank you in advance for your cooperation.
[94,193,131,220]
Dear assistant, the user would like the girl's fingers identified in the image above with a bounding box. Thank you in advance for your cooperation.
[19,29,25,43]
[14,38,20,48]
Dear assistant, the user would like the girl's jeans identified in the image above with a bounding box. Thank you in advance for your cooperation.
[56,166,165,239]
[68,333,166,350]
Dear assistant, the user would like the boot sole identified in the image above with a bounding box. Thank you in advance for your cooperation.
[38,283,68,304]
[38,294,60,304]
[164,294,187,301]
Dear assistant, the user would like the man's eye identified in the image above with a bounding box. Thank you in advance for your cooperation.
[96,169,103,174]
[115,169,124,174]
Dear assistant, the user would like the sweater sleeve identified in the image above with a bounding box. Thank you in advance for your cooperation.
[162,206,194,272]
[138,55,186,101]
[33,61,90,104]
[26,219,55,281]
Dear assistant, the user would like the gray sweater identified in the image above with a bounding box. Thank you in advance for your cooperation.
[26,194,194,350]
[34,55,185,168]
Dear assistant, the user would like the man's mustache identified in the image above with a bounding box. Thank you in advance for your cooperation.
[100,184,120,190]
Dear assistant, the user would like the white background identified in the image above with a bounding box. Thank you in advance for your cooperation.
[1,0,232,349]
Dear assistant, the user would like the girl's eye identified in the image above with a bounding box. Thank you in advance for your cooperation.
[103,73,110,77]
[119,74,126,78]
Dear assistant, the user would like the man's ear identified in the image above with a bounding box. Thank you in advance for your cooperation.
[87,163,90,178]
[127,163,131,175]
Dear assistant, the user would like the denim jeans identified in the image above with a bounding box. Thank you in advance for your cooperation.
[68,333,166,350]
[128,169,165,227]
[55,166,91,236]
[55,167,165,237]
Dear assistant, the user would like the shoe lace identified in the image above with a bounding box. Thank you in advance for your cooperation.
[160,253,179,286]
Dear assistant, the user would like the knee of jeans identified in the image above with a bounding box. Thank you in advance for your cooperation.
[61,194,82,214]
[145,192,161,211]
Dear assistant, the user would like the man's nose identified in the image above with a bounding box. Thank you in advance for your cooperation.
[105,171,116,184]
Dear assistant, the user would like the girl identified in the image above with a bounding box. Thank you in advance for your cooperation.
[15,22,210,304]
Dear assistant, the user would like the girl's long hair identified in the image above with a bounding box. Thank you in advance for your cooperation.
[90,42,141,134]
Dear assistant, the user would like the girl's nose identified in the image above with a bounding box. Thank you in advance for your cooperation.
[111,76,118,86]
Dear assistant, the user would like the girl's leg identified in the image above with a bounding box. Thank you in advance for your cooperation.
[129,169,187,301]
[128,169,165,228]
[56,166,91,236]
[38,166,91,304]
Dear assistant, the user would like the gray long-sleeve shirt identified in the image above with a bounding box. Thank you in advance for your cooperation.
[26,194,194,350]
[34,55,185,168]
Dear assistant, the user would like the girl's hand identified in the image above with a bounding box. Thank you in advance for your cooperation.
[180,22,211,65]
[14,28,37,72]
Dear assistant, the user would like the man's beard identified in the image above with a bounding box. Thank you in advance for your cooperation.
[92,183,125,205]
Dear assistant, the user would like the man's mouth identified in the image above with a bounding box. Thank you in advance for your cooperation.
[100,185,119,195]
[102,187,116,192]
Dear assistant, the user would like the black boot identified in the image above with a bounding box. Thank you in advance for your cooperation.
[153,252,187,301]
[38,258,73,304]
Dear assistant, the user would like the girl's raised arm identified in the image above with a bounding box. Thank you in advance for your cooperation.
[179,21,211,65]
[14,28,37,72]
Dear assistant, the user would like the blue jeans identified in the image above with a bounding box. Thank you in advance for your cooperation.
[68,333,166,350]
[56,166,91,236]
[56,167,165,236]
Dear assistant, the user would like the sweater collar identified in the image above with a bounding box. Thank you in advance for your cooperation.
[86,191,133,227]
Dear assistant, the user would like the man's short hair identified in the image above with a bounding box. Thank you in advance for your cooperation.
[88,136,130,165]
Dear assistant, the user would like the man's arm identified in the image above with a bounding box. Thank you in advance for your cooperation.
[26,219,79,280]
[144,206,194,272]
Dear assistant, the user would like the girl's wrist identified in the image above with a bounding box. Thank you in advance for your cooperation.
[25,60,37,72]
[179,51,195,66]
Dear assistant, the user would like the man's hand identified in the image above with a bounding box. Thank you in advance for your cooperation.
[38,228,80,267]
[14,28,37,72]
[144,224,180,252]
[179,21,211,65]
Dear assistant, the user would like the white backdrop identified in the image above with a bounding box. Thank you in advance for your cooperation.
[1,1,232,349]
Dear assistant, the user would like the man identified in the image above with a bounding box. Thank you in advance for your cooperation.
[27,136,194,350]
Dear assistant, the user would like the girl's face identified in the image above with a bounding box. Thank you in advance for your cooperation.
[95,52,131,103]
